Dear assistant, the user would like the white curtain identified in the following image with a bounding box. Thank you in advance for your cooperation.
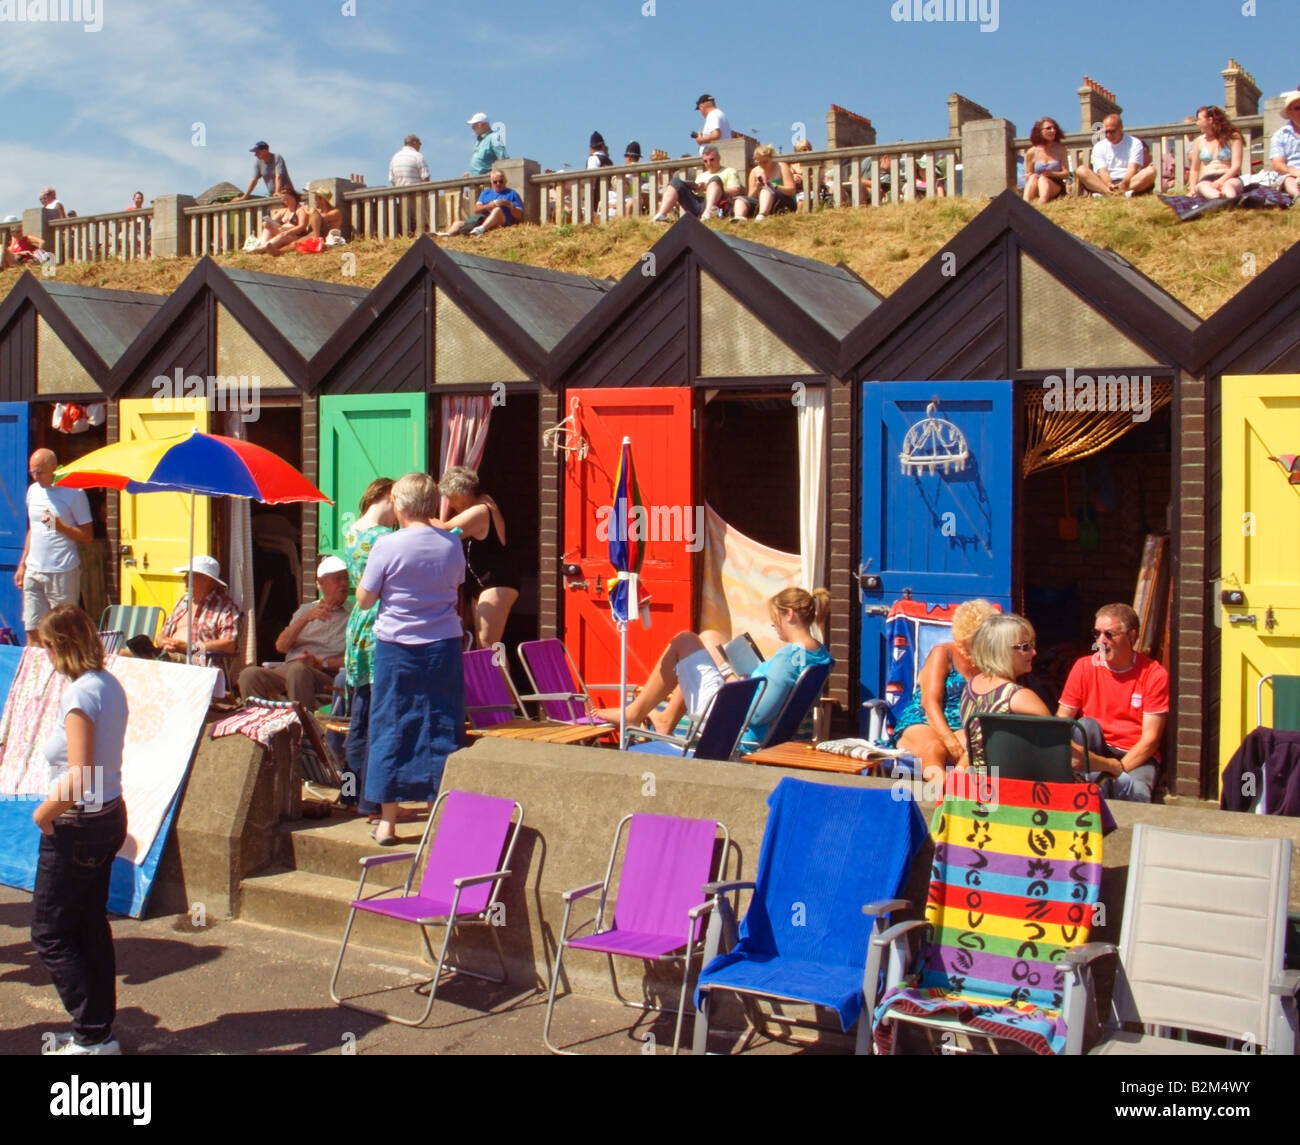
[438,394,492,518]
[797,388,827,641]
[224,413,257,667]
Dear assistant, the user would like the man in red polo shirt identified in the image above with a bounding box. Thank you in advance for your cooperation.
[1056,602,1168,802]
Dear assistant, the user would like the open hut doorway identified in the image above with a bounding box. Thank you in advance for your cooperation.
[1019,397,1173,706]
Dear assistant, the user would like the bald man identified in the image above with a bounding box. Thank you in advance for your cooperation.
[16,449,92,644]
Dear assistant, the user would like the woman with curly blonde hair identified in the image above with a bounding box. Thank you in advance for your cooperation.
[889,599,998,783]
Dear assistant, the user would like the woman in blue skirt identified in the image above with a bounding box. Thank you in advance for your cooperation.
[354,473,466,845]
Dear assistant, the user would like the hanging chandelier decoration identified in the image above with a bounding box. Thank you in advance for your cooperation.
[899,400,970,476]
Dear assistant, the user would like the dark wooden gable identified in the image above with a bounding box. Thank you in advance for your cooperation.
[111,285,212,399]
[1195,240,1300,376]
[315,271,429,395]
[0,286,37,402]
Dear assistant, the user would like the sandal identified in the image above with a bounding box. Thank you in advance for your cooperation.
[370,827,400,847]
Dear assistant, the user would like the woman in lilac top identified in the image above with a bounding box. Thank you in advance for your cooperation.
[355,473,466,845]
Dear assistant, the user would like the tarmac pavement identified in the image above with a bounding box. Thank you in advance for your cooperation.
[0,885,818,1056]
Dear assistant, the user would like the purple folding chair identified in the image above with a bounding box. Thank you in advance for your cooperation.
[329,788,524,1026]
[543,812,728,1054]
[463,644,527,729]
[517,638,633,724]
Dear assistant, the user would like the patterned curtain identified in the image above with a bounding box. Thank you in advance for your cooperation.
[438,394,492,518]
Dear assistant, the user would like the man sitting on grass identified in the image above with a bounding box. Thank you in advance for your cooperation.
[652,145,741,221]
[1076,115,1155,198]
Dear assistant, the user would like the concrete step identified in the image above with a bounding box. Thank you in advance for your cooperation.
[278,809,430,886]
[239,865,430,958]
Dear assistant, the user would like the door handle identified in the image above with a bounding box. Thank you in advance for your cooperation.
[1228,614,1257,626]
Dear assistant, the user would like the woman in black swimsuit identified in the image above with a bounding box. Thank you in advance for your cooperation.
[432,466,520,648]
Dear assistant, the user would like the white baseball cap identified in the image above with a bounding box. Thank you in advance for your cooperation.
[174,554,227,587]
[467,112,490,126]
[317,555,348,577]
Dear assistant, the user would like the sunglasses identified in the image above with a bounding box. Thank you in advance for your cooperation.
[1011,641,1036,652]
[1092,628,1126,640]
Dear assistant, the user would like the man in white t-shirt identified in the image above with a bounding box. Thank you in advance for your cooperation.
[16,449,92,644]
[691,93,731,156]
[1077,114,1155,197]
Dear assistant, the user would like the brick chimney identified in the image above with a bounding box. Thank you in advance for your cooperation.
[826,105,876,149]
[948,93,992,139]
[1221,58,1261,119]
[1078,76,1121,133]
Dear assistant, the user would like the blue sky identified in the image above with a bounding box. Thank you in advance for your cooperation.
[1,0,1295,217]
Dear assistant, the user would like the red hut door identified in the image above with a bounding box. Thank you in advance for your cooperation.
[562,388,695,704]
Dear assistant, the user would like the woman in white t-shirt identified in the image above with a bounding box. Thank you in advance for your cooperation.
[31,605,130,1055]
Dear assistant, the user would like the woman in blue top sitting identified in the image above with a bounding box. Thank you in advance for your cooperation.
[593,587,832,750]
[1022,117,1070,205]
[887,599,997,785]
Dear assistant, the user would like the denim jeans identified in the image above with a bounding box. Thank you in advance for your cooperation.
[1077,717,1157,803]
[30,798,127,1046]
[342,685,378,814]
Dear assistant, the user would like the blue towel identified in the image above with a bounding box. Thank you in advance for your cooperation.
[697,777,926,1031]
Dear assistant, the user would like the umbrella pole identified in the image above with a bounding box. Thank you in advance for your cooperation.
[186,490,195,666]
[618,570,636,751]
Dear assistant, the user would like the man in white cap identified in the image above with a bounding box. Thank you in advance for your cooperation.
[16,449,92,646]
[1270,90,1300,200]
[464,112,508,176]
[238,556,352,709]
[155,555,240,666]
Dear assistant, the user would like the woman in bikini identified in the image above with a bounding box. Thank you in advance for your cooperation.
[1189,105,1244,200]
[959,612,1052,768]
[1023,117,1070,205]
[431,466,519,649]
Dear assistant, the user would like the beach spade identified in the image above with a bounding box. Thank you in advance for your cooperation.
[1078,464,1100,551]
[1057,466,1079,541]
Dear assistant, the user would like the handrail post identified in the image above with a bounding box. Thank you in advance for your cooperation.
[153,195,195,258]
[498,157,540,224]
[960,117,1016,200]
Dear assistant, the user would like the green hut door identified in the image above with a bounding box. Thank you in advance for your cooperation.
[318,395,428,558]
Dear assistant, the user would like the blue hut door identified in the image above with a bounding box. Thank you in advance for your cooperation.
[859,381,1013,713]
[0,403,29,639]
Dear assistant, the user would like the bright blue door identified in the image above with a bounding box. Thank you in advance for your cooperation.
[0,403,30,640]
[859,381,1012,714]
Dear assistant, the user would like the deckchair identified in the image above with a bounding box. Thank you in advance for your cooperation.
[544,813,728,1054]
[626,676,764,762]
[243,696,345,794]
[517,638,634,724]
[465,645,615,745]
[98,629,125,656]
[330,789,524,1026]
[869,775,1105,1055]
[751,660,833,751]
[99,604,163,643]
[1063,824,1297,1055]
[963,712,1089,781]
[692,777,927,1055]
[1258,675,1300,732]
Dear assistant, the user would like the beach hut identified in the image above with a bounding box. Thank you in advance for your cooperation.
[839,191,1202,792]
[1193,240,1300,785]
[547,216,881,717]
[107,259,367,655]
[310,235,612,651]
[0,276,163,633]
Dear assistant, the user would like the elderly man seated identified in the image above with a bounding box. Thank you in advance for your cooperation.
[145,555,240,666]
[1056,602,1169,803]
[238,556,351,710]
[652,145,741,221]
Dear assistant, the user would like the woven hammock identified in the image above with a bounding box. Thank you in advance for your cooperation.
[1022,380,1172,477]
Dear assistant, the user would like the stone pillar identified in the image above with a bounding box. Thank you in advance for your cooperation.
[948,93,992,139]
[826,105,876,149]
[1078,76,1121,133]
[150,194,196,259]
[960,118,1016,199]
[306,178,363,239]
[22,207,53,251]
[716,136,754,176]
[1263,95,1287,145]
[495,157,540,224]
[1221,59,1261,120]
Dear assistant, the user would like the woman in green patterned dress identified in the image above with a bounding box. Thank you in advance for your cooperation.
[341,478,395,814]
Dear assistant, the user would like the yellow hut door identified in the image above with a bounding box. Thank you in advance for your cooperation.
[1219,375,1300,769]
[117,398,210,616]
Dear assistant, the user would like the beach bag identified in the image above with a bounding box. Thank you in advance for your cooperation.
[324,228,347,248]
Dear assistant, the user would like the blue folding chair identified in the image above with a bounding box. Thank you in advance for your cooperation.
[626,676,765,762]
[750,661,832,751]
[692,777,927,1054]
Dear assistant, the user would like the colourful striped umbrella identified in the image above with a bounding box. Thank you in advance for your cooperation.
[608,435,645,625]
[55,429,329,664]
